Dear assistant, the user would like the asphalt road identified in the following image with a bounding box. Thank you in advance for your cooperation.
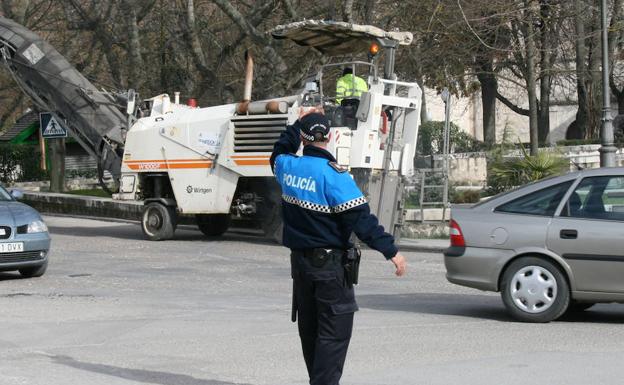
[0,215,623,385]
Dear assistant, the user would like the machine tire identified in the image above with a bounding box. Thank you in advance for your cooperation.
[19,261,48,278]
[500,257,570,323]
[262,209,283,245]
[196,214,230,237]
[142,202,177,241]
[255,178,283,244]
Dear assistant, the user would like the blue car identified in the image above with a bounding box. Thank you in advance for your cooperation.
[0,185,50,277]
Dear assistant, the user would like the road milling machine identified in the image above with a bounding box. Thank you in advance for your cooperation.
[0,18,421,242]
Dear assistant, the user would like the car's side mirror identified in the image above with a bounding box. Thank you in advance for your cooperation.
[10,189,23,200]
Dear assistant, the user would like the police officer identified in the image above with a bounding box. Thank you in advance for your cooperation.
[270,112,407,385]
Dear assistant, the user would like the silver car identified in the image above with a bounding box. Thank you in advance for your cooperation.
[0,185,50,278]
[444,167,624,322]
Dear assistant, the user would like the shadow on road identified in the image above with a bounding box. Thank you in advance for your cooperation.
[48,224,145,240]
[358,292,511,321]
[48,354,253,385]
[0,271,23,282]
[358,292,624,323]
[47,224,278,246]
[559,306,624,323]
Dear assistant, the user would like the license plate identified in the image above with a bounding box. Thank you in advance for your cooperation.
[0,242,24,253]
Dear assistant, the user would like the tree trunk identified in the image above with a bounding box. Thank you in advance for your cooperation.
[588,9,603,139]
[537,0,556,145]
[608,0,624,114]
[0,94,23,132]
[122,0,143,90]
[48,138,65,193]
[618,97,624,115]
[415,76,428,125]
[525,0,539,155]
[326,0,336,20]
[574,0,589,139]
[342,0,354,22]
[281,0,298,20]
[538,75,550,144]
[2,0,29,23]
[362,0,375,23]
[477,67,497,147]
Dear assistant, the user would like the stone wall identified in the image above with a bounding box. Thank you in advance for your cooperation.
[425,145,624,187]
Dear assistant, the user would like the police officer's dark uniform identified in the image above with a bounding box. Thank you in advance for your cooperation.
[270,113,399,385]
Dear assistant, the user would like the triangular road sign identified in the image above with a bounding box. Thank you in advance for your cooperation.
[40,112,68,138]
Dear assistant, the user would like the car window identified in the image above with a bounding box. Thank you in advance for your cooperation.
[495,181,573,216]
[0,186,12,201]
[473,174,564,208]
[562,176,624,221]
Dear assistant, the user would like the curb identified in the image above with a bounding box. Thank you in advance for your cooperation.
[22,191,142,222]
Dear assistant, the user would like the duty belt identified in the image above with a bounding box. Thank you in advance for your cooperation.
[292,248,344,268]
[291,248,360,285]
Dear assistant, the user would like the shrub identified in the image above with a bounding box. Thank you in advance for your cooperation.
[451,189,481,204]
[66,169,98,179]
[555,139,601,147]
[417,120,485,156]
[486,147,569,195]
[0,144,48,183]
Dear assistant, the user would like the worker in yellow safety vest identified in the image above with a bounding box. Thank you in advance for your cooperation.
[335,68,368,104]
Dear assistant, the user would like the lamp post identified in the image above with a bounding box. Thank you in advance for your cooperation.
[600,0,617,167]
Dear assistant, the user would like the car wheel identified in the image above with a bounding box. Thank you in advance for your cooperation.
[500,257,570,322]
[142,203,176,241]
[196,214,230,237]
[19,261,48,278]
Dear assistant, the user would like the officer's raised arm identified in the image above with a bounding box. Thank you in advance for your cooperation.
[270,120,302,172]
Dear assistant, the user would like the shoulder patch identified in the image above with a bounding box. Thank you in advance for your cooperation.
[328,161,348,173]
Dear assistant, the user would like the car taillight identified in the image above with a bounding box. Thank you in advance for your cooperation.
[449,219,466,247]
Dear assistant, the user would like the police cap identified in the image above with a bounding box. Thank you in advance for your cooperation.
[299,113,330,142]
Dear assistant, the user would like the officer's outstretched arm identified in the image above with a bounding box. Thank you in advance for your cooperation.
[327,165,406,276]
[270,121,302,172]
[340,204,398,260]
[341,206,406,276]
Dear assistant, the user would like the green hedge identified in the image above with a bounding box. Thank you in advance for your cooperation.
[0,143,48,183]
[555,138,624,147]
[417,120,485,156]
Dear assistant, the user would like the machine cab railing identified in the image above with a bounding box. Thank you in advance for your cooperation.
[317,61,378,103]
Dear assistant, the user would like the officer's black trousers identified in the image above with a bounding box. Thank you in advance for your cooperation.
[292,252,359,385]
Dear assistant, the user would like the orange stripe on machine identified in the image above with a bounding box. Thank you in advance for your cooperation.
[233,159,270,166]
[124,158,210,164]
[125,160,212,170]
[230,155,271,159]
[230,155,270,166]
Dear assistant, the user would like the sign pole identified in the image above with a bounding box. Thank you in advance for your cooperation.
[38,123,47,171]
[39,112,68,192]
